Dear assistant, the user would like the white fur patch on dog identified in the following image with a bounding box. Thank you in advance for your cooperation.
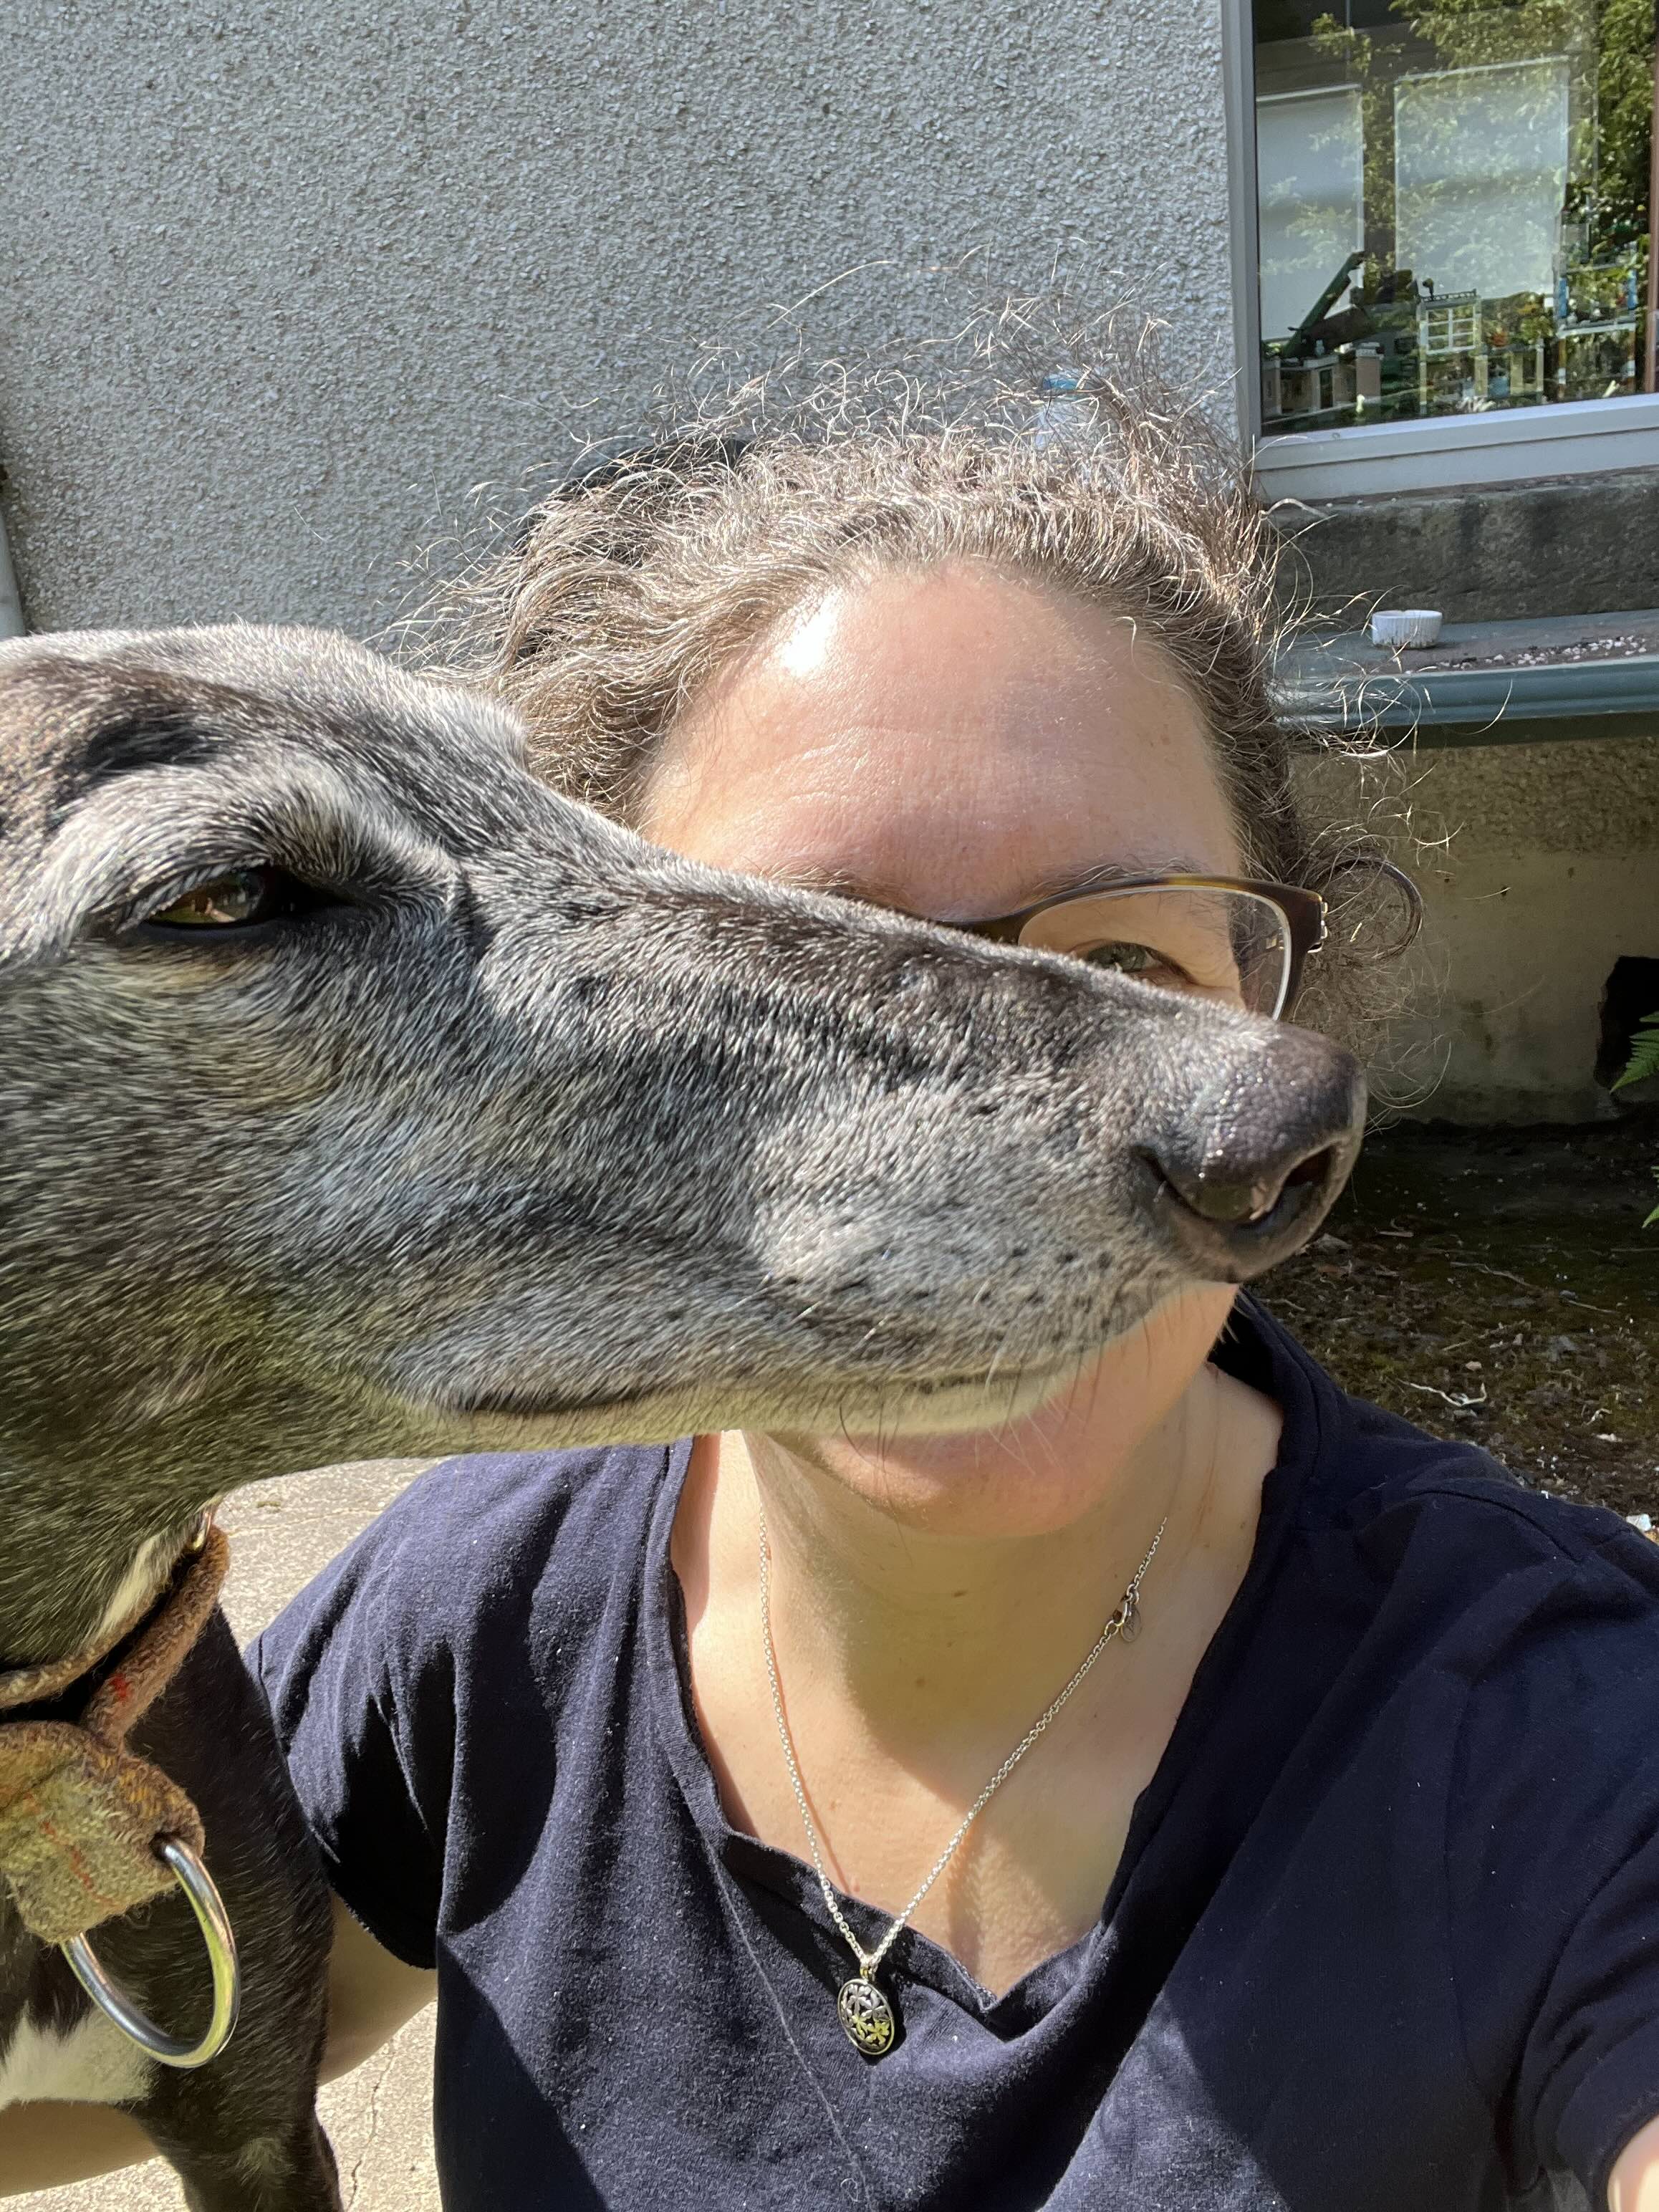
[92,1524,196,1648]
[0,2004,154,2108]
[92,1532,174,1647]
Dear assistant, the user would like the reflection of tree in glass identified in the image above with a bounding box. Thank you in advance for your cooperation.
[1259,0,1650,423]
[1313,4,1579,290]
[1577,0,1653,259]
[1294,1,1648,375]
[1407,1,1648,263]
[1263,93,1366,332]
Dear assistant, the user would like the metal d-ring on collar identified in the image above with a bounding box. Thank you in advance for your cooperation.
[62,1834,241,2068]
[62,1508,241,2067]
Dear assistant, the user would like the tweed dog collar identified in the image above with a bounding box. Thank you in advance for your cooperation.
[0,1521,229,1946]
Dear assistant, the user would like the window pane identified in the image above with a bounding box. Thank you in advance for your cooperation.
[1253,0,1655,436]
[1395,59,1570,301]
[1259,87,1366,342]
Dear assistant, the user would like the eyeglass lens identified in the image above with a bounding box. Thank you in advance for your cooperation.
[1016,885,1294,1019]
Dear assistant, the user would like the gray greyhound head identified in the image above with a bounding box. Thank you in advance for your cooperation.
[0,624,1363,1663]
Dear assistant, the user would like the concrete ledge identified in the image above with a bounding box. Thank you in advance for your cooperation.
[1297,731,1659,1123]
[1278,610,1659,747]
[1270,468,1659,627]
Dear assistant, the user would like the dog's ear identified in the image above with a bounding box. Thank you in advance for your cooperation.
[0,650,128,972]
[0,817,67,972]
[0,665,55,971]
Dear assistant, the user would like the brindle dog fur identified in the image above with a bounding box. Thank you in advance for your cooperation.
[0,624,1364,2208]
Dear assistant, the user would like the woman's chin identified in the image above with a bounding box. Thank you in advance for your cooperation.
[793,1286,1239,1540]
[836,1352,1098,1441]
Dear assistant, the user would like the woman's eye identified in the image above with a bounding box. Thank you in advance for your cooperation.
[1078,940,1239,1001]
[1081,939,1182,982]
[145,867,313,931]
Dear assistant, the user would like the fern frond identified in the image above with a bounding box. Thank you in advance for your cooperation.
[1614,1011,1659,1092]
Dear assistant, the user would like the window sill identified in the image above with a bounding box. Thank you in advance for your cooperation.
[1252,394,1659,503]
[1275,609,1659,747]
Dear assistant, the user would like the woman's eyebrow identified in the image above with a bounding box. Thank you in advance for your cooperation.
[769,857,1213,913]
[766,865,921,910]
[1004,856,1213,904]
[769,864,868,898]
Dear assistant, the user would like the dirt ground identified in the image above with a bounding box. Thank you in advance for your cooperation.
[1266,1112,1659,1517]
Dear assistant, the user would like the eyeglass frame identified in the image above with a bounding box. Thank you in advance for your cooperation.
[933,872,1332,1021]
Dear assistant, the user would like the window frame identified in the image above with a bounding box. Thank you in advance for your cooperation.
[1222,0,1659,502]
[0,512,21,641]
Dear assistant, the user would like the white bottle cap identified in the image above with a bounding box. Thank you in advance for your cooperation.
[1370,609,1443,649]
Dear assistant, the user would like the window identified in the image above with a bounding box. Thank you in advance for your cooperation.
[1241,0,1658,490]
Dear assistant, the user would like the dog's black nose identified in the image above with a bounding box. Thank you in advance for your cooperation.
[1138,1024,1366,1280]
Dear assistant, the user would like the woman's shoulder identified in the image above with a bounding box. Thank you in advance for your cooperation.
[368,1438,675,1559]
[249,1439,683,1686]
[1229,1309,1659,1928]
[1247,1292,1659,1627]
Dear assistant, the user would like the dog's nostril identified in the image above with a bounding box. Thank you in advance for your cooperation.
[1187,1175,1281,1227]
[1282,1146,1336,1191]
[1238,1144,1340,1223]
[1138,1032,1365,1274]
[1143,1139,1343,1230]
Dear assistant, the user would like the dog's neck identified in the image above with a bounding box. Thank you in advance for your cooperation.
[0,1451,222,1672]
[0,1521,205,1710]
[0,1358,419,1667]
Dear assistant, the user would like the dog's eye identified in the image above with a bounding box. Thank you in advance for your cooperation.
[145,867,320,931]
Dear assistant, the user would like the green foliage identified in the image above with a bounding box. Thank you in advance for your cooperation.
[1615,1011,1659,1092]
[1591,0,1658,251]
[1614,1011,1659,1227]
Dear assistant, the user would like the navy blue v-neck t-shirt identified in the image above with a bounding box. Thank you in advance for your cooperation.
[249,1304,1659,2210]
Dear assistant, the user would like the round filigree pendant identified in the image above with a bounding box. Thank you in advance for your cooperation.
[837,1976,896,2057]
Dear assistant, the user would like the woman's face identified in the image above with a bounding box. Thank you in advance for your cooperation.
[639,561,1251,1537]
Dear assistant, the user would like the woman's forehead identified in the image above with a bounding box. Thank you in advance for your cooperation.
[642,566,1244,905]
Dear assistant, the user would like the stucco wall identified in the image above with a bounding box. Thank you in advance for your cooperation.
[1301,731,1659,1125]
[0,0,1236,638]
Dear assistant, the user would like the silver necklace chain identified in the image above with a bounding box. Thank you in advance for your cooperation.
[756,1492,1168,2009]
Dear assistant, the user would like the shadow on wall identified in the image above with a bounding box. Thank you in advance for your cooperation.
[1599,957,1659,1104]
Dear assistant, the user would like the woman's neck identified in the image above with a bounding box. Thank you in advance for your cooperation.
[672,1349,1282,1993]
[678,1349,1281,1772]
[728,1362,1259,1751]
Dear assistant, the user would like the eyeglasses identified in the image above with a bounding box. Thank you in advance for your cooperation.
[938,875,1331,1021]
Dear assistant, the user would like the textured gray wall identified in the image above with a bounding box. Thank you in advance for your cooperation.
[0,0,1236,639]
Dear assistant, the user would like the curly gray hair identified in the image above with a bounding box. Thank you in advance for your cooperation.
[425,302,1410,1057]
